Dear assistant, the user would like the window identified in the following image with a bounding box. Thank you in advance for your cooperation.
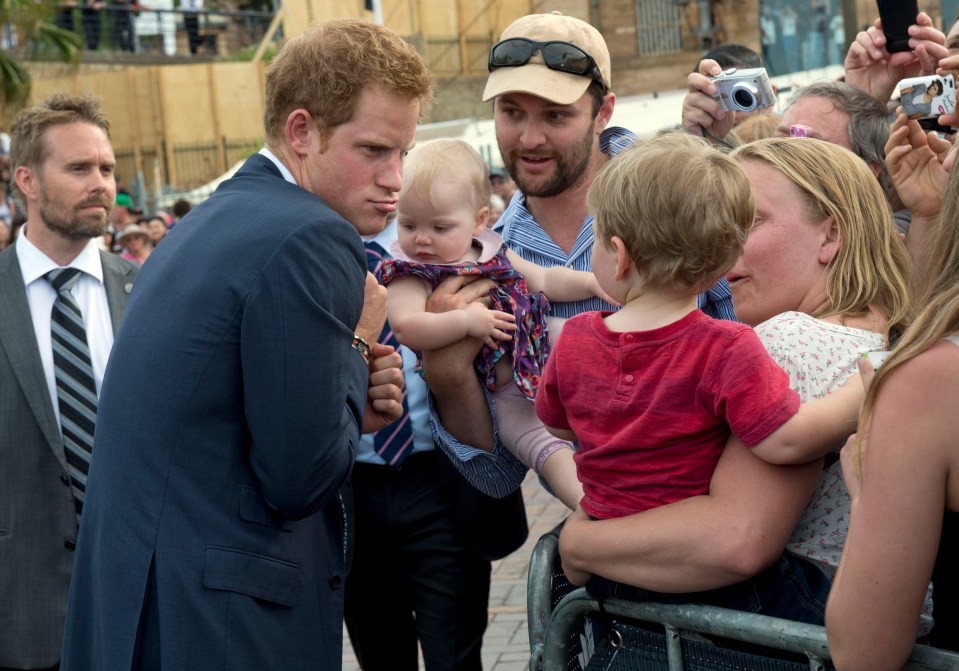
[636,0,683,56]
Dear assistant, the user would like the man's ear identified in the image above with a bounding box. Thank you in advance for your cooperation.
[14,165,36,203]
[818,216,840,264]
[595,92,616,135]
[285,109,316,157]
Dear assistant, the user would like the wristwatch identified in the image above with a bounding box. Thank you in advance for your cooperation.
[352,334,372,364]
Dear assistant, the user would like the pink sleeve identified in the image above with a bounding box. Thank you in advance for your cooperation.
[706,329,801,448]
[534,340,572,431]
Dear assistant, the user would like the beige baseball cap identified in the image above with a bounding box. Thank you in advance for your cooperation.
[483,12,611,105]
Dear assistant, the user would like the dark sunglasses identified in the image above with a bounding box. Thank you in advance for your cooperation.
[488,38,605,87]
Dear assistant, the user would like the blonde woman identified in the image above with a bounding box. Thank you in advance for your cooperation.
[561,138,912,628]
[826,117,959,669]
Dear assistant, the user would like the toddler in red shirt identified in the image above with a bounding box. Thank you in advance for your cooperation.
[535,132,863,520]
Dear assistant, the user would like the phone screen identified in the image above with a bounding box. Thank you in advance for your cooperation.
[877,0,919,52]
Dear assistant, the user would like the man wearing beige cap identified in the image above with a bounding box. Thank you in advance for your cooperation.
[421,13,824,653]
[423,12,732,489]
[422,12,625,480]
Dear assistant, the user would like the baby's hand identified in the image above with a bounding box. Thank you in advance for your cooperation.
[465,302,516,349]
[589,273,619,306]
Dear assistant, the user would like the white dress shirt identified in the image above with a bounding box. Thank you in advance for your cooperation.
[16,230,115,425]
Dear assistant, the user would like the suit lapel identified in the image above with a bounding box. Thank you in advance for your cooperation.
[100,250,137,334]
[0,248,64,458]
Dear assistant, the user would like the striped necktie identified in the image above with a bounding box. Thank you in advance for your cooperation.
[46,267,97,521]
[364,240,414,467]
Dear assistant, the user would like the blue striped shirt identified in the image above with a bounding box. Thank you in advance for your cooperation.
[430,126,736,496]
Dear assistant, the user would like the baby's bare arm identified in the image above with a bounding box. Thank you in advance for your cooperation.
[388,276,515,350]
[507,250,613,303]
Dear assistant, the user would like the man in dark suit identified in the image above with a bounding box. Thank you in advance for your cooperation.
[0,93,138,671]
[61,19,431,670]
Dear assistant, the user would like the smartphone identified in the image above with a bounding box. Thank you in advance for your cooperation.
[877,0,919,52]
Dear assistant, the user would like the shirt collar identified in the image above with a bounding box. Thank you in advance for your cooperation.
[258,146,297,186]
[16,225,104,287]
[365,219,398,250]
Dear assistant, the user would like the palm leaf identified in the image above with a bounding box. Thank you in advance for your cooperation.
[0,1,82,111]
[0,49,31,108]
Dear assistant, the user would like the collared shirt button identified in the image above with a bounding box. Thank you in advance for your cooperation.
[624,374,634,383]
[329,575,342,589]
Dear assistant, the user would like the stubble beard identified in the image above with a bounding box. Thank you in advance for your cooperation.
[39,190,112,242]
[501,125,594,199]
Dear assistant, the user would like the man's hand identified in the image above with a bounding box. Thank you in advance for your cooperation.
[362,343,405,434]
[426,274,496,314]
[681,59,735,142]
[844,12,945,104]
[355,271,388,345]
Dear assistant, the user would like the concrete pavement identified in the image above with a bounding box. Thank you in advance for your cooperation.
[342,471,571,671]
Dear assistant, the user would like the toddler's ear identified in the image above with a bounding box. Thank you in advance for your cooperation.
[611,236,632,280]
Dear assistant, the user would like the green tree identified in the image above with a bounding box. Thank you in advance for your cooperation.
[0,0,81,110]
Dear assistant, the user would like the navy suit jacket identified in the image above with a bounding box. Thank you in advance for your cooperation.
[61,154,368,670]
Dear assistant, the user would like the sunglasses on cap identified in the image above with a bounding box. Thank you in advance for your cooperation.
[488,38,605,88]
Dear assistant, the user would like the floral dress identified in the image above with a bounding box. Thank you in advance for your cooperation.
[380,229,550,402]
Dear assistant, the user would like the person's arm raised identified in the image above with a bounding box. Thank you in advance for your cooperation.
[681,59,735,144]
[844,12,945,104]
[559,435,822,592]
[884,110,954,260]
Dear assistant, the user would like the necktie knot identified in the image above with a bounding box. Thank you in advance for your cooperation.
[46,267,83,294]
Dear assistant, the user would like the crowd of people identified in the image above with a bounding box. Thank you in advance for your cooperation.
[0,186,190,262]
[56,0,207,55]
[2,6,959,671]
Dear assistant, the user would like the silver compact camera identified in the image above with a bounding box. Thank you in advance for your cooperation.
[709,67,775,113]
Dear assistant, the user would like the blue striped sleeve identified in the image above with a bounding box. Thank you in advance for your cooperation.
[427,387,529,497]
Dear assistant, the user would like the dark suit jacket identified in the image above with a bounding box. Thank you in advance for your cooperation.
[61,154,368,670]
[0,246,137,669]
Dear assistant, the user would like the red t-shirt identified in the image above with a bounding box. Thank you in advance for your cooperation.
[535,310,800,519]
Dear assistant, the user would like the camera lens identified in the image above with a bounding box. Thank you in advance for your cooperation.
[730,83,758,112]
